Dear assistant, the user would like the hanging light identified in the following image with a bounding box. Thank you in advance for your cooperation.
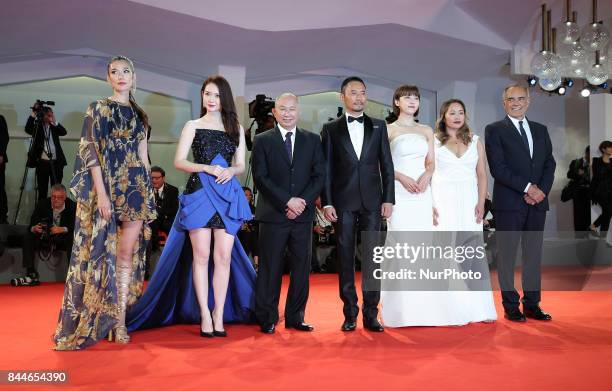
[559,0,580,45]
[539,23,563,91]
[558,86,567,95]
[580,0,610,52]
[586,50,610,85]
[531,5,562,79]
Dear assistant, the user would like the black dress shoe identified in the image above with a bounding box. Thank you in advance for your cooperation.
[341,319,357,332]
[285,322,314,332]
[213,329,227,337]
[260,323,275,334]
[524,306,552,321]
[363,318,385,332]
[504,308,526,322]
[200,330,214,338]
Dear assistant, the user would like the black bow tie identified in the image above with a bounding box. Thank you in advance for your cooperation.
[347,116,363,124]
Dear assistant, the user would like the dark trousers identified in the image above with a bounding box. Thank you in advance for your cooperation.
[22,230,72,272]
[335,209,381,321]
[36,160,63,200]
[572,187,591,232]
[255,220,311,325]
[495,207,546,311]
[593,202,612,233]
[0,163,7,221]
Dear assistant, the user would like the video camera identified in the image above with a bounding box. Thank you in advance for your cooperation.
[30,99,55,119]
[248,94,274,128]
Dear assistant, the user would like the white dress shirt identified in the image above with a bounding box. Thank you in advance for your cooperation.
[278,124,296,158]
[507,115,534,192]
[346,114,364,160]
[155,184,165,200]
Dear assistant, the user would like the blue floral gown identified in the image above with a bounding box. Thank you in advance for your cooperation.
[53,99,156,350]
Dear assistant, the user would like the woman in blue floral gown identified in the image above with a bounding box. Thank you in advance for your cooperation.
[53,56,156,350]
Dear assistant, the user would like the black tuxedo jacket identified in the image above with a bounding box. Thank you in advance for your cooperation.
[485,116,556,212]
[28,197,76,237]
[154,183,179,233]
[320,114,394,211]
[25,116,67,167]
[252,126,325,223]
[0,115,8,163]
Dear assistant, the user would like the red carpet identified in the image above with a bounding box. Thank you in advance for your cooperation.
[1,273,611,390]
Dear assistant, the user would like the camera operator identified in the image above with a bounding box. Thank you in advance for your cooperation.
[25,103,67,200]
[312,196,335,272]
[0,114,8,223]
[13,184,76,286]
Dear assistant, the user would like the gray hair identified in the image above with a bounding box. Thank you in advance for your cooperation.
[50,183,67,193]
[275,93,299,107]
[502,84,530,100]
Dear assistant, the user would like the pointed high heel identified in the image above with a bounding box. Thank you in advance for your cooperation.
[212,309,227,337]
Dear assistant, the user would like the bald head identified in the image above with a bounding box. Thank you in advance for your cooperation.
[273,93,299,130]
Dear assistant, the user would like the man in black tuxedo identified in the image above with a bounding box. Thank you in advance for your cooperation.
[0,114,9,223]
[321,77,395,332]
[252,93,325,334]
[25,105,67,200]
[485,85,555,322]
[18,184,76,285]
[150,166,179,250]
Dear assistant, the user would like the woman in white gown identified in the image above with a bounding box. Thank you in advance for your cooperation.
[381,90,496,326]
[431,99,497,324]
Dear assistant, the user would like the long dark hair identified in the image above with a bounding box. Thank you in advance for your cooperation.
[386,85,420,124]
[106,55,150,131]
[435,99,472,146]
[201,75,240,145]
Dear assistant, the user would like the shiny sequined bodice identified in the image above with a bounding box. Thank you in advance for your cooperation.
[185,129,237,194]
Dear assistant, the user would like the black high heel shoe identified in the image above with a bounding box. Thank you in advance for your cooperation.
[200,329,214,338]
[212,310,227,337]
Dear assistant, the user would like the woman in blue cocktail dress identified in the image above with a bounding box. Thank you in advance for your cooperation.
[127,76,255,337]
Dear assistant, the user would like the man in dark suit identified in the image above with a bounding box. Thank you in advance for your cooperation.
[0,114,8,223]
[25,105,67,200]
[18,184,76,285]
[150,166,179,251]
[485,84,556,322]
[252,93,325,334]
[321,77,395,332]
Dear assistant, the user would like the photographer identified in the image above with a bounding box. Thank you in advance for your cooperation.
[25,103,67,200]
[312,196,335,272]
[14,184,75,286]
[0,114,8,223]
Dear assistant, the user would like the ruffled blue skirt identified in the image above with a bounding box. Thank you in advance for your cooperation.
[127,155,256,331]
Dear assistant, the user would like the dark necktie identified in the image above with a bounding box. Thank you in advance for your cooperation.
[154,189,160,205]
[348,116,363,124]
[518,120,530,157]
[285,132,293,161]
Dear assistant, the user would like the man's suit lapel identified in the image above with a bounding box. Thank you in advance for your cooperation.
[503,116,531,159]
[292,128,306,168]
[360,115,374,160]
[337,115,359,161]
[273,126,291,166]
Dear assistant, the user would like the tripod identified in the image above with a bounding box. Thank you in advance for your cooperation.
[13,114,57,224]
